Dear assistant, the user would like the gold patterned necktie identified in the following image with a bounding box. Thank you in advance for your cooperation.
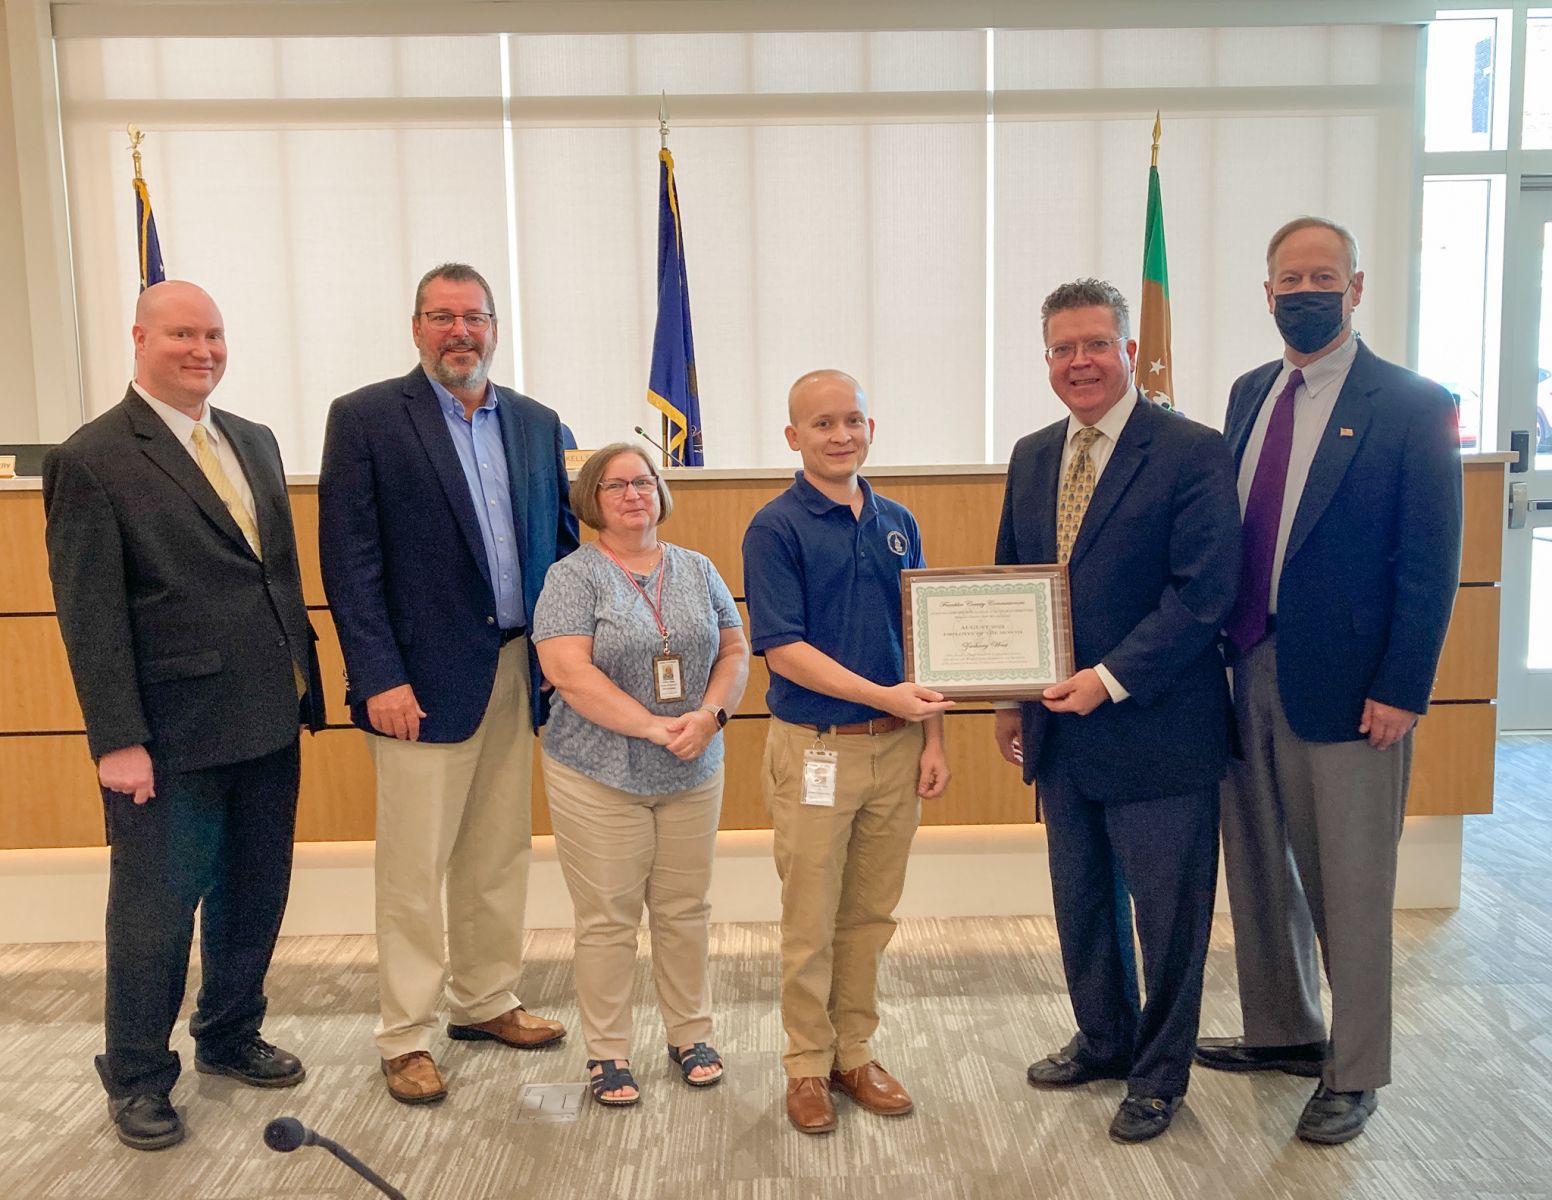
[190,424,262,558]
[190,425,305,698]
[1056,426,1103,565]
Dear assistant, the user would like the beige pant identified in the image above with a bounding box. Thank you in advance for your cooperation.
[542,753,722,1061]
[371,638,534,1059]
[763,717,923,1078]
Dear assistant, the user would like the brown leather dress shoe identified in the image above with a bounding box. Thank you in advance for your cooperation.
[381,1051,447,1105]
[447,1005,567,1049]
[786,1076,837,1134]
[829,1060,914,1116]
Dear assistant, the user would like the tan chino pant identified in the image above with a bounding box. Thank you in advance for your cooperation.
[371,638,534,1060]
[763,717,923,1079]
[542,753,722,1061]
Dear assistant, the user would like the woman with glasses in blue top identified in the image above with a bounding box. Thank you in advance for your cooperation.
[533,442,749,1107]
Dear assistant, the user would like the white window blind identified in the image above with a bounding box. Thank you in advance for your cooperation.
[56,25,1417,471]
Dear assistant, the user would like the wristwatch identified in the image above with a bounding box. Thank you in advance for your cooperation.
[700,704,728,728]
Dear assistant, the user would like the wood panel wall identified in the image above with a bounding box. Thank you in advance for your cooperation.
[0,461,1506,849]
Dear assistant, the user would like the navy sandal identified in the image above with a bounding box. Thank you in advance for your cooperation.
[668,1042,723,1087]
[586,1059,640,1107]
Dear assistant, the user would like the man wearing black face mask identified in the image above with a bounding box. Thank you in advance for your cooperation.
[1195,217,1463,1145]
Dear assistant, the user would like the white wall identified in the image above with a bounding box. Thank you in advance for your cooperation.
[0,2,40,443]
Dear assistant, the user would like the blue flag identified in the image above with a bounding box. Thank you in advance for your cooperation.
[133,176,165,292]
[647,149,702,466]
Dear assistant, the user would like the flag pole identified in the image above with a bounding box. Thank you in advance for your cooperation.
[1136,110,1174,410]
[657,92,674,465]
[128,123,146,182]
[128,123,165,292]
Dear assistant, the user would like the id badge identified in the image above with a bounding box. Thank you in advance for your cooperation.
[801,746,839,807]
[653,654,685,703]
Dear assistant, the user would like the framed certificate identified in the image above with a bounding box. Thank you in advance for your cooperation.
[901,565,1075,700]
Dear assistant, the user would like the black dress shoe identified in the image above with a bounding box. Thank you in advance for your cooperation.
[195,1036,306,1088]
[1026,1040,1130,1089]
[1194,1036,1325,1077]
[1296,1084,1378,1145]
[109,1094,184,1151]
[1109,1093,1182,1143]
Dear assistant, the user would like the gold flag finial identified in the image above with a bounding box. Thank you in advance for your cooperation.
[1150,111,1161,169]
[127,123,146,182]
[659,91,670,151]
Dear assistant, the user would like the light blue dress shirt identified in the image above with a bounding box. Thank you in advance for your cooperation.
[431,377,525,630]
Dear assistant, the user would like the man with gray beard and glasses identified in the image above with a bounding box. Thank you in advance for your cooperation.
[319,263,578,1104]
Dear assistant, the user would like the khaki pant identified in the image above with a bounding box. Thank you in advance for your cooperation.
[763,717,923,1078]
[542,753,722,1061]
[370,638,534,1060]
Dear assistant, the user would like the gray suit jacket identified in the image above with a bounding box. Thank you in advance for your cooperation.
[43,386,322,773]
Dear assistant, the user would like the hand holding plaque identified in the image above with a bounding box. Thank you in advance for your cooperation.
[901,566,1076,701]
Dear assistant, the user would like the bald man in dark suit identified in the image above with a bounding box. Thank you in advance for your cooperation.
[44,281,323,1151]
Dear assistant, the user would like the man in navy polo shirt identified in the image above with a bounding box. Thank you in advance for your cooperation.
[743,368,953,1136]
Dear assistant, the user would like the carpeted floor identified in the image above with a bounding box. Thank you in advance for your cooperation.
[4,736,1550,1199]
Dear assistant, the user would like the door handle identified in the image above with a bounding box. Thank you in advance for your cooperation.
[1509,481,1527,529]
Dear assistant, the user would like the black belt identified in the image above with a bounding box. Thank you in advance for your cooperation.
[499,625,527,646]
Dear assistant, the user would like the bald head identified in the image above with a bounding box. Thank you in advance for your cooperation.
[784,368,873,488]
[133,280,227,417]
[787,369,866,425]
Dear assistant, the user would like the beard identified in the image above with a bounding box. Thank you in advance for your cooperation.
[423,337,493,391]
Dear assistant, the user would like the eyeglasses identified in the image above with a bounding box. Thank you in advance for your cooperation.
[1045,337,1125,363]
[598,476,658,496]
[418,310,495,332]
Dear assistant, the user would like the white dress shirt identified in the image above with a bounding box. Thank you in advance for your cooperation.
[133,381,258,525]
[1064,389,1139,703]
[997,387,1140,711]
[1236,333,1358,613]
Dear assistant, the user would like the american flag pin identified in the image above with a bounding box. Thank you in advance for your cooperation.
[1339,427,1354,437]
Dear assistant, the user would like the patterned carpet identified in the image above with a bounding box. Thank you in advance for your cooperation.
[4,735,1550,1199]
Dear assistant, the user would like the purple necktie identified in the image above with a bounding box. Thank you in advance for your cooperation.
[1227,368,1303,654]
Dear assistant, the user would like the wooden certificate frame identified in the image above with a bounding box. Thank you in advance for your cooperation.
[901,565,1076,701]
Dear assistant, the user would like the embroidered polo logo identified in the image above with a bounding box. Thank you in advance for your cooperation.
[886,530,908,556]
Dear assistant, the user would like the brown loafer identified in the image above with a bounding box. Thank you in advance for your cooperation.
[381,1051,446,1105]
[829,1060,914,1116]
[447,1005,566,1049]
[786,1076,837,1134]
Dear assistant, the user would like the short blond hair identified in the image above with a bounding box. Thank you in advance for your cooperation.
[571,442,674,531]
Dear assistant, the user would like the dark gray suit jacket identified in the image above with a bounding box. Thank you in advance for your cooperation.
[43,386,323,773]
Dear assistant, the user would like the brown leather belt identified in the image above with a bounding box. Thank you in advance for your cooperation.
[813,716,908,736]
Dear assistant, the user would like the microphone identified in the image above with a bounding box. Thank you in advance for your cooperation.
[264,1117,408,1200]
[633,425,681,467]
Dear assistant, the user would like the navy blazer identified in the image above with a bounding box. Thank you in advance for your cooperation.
[995,394,1242,802]
[43,387,324,773]
[1225,340,1463,743]
[317,367,579,742]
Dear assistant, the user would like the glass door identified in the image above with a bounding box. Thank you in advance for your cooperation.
[1498,183,1552,729]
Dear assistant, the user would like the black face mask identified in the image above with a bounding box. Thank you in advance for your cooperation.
[1273,288,1348,355]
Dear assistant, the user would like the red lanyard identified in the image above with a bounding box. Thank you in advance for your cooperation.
[601,542,671,652]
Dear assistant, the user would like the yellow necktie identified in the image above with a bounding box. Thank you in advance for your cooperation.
[190,424,305,699]
[1056,426,1102,565]
[191,424,261,558]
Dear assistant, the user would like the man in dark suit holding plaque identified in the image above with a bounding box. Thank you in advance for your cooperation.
[43,281,323,1151]
[1194,217,1462,1145]
[993,278,1241,1142]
